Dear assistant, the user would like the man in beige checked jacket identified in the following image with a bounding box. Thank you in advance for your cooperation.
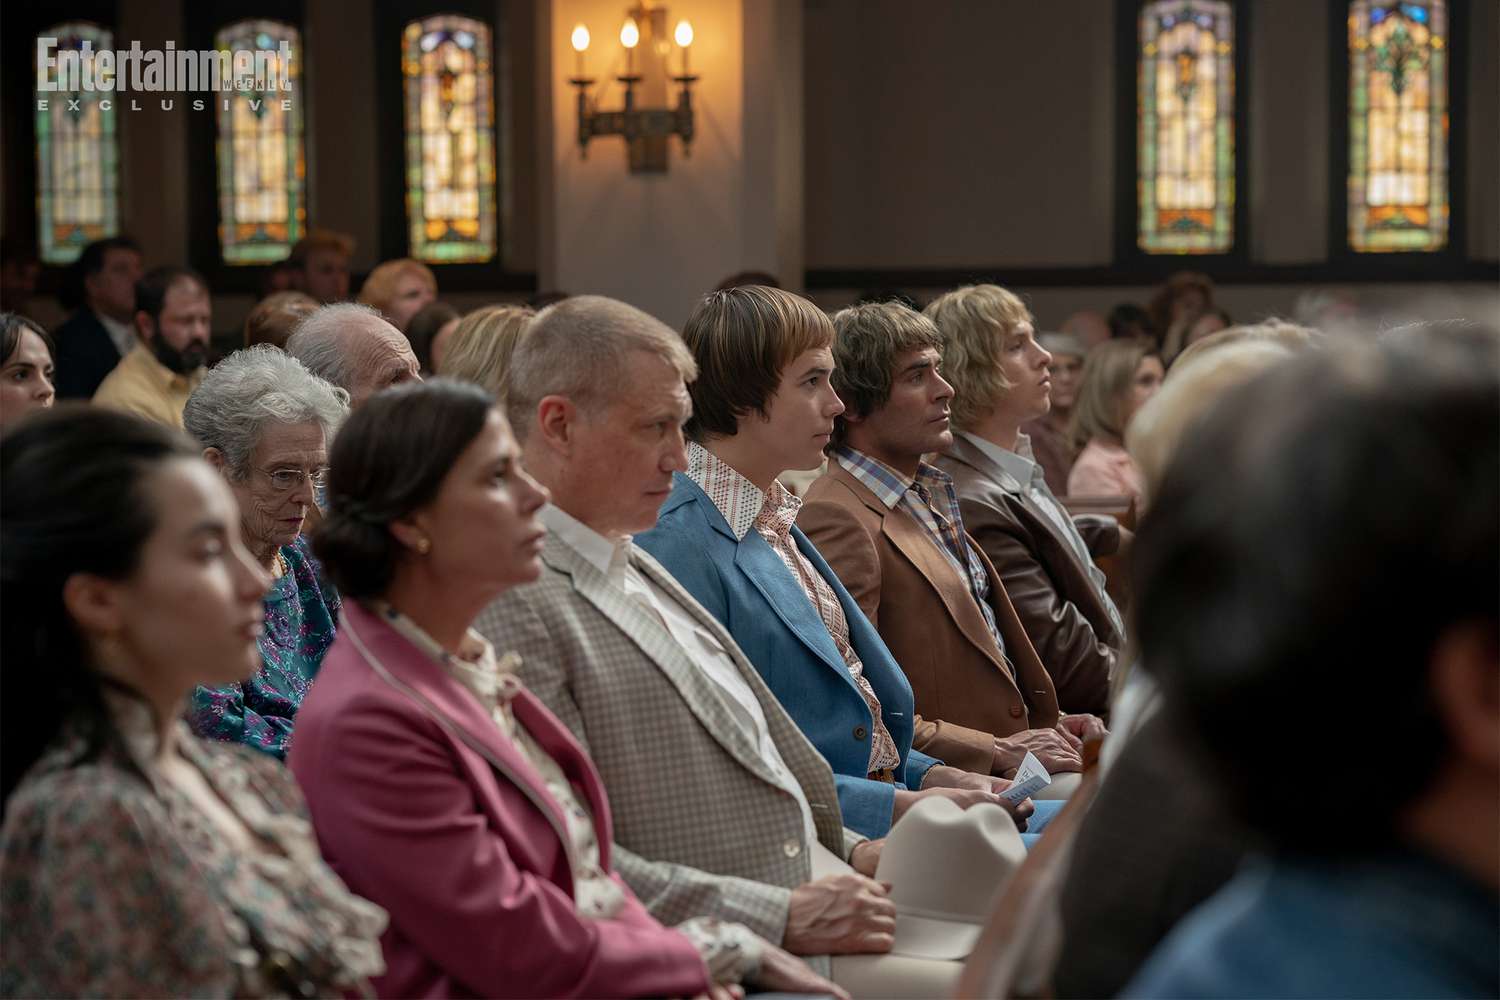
[475,296,899,969]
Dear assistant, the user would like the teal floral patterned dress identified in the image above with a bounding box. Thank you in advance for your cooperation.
[189,535,338,759]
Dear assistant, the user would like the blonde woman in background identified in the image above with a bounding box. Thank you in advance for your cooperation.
[436,304,535,393]
[357,259,437,334]
[1066,338,1163,504]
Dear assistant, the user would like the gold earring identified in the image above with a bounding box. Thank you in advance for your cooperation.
[416,537,431,555]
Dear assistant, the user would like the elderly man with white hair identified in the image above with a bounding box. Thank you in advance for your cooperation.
[285,301,421,408]
[183,345,349,758]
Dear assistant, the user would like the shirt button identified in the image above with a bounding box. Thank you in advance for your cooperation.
[853,725,868,740]
[1009,705,1024,718]
[783,840,802,858]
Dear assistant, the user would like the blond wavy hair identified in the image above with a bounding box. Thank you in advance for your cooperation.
[438,305,536,395]
[1069,337,1158,451]
[923,284,1033,430]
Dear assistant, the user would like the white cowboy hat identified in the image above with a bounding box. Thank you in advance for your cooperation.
[874,797,1027,960]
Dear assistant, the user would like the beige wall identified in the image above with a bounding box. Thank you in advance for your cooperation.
[538,0,805,328]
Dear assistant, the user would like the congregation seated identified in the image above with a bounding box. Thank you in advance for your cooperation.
[243,289,319,350]
[357,258,438,334]
[93,266,212,430]
[636,286,1027,839]
[0,407,385,996]
[1065,337,1163,505]
[923,285,1126,716]
[286,229,354,304]
[438,303,535,391]
[404,300,461,374]
[182,346,349,758]
[799,299,1103,782]
[474,295,898,976]
[51,236,143,400]
[4,241,1494,1000]
[0,313,55,434]
[285,302,421,407]
[1123,330,1499,998]
[289,379,841,999]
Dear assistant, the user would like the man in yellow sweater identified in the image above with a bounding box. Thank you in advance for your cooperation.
[93,266,211,429]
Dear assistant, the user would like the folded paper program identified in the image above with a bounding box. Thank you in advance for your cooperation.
[999,751,1051,805]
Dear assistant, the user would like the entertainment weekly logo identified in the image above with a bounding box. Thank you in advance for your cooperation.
[35,38,296,112]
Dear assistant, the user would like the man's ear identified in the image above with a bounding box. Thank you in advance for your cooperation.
[535,396,578,455]
[1428,621,1500,772]
[61,572,127,638]
[202,447,227,474]
[134,311,154,345]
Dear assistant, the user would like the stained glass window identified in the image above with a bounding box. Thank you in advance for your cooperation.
[215,19,306,265]
[1137,1,1235,254]
[1347,1,1448,252]
[34,22,121,265]
[402,15,497,263]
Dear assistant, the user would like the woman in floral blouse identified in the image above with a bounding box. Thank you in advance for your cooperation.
[0,407,385,997]
[183,346,348,758]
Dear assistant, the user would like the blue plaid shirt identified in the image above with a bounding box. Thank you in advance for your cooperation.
[832,446,1008,662]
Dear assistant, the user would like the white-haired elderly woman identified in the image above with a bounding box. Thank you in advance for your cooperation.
[183,345,349,758]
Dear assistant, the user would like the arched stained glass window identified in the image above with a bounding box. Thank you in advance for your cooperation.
[1137,1,1235,254]
[402,14,497,263]
[1347,1,1449,252]
[215,19,306,265]
[34,22,121,265]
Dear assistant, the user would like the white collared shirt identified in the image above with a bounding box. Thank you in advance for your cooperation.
[98,311,136,357]
[539,503,822,857]
[961,431,1126,639]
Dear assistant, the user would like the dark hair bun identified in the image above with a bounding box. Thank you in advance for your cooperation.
[312,379,495,599]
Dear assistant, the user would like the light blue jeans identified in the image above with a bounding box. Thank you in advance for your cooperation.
[1019,798,1065,851]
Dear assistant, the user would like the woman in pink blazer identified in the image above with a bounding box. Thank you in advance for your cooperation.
[290,381,836,999]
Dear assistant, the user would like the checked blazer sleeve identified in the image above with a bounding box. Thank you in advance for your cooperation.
[474,575,796,944]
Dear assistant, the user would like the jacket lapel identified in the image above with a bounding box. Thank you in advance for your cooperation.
[944,434,1025,495]
[632,544,851,849]
[543,535,788,790]
[944,436,1124,650]
[339,603,579,869]
[675,475,864,703]
[832,463,1019,684]
[733,531,865,698]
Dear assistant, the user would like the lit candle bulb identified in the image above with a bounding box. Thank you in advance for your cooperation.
[570,23,589,78]
[674,19,693,76]
[620,17,639,75]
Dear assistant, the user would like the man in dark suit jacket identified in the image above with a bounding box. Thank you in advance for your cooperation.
[797,300,1104,781]
[52,236,143,399]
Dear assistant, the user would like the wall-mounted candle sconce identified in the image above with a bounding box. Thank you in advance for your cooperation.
[569,2,696,173]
